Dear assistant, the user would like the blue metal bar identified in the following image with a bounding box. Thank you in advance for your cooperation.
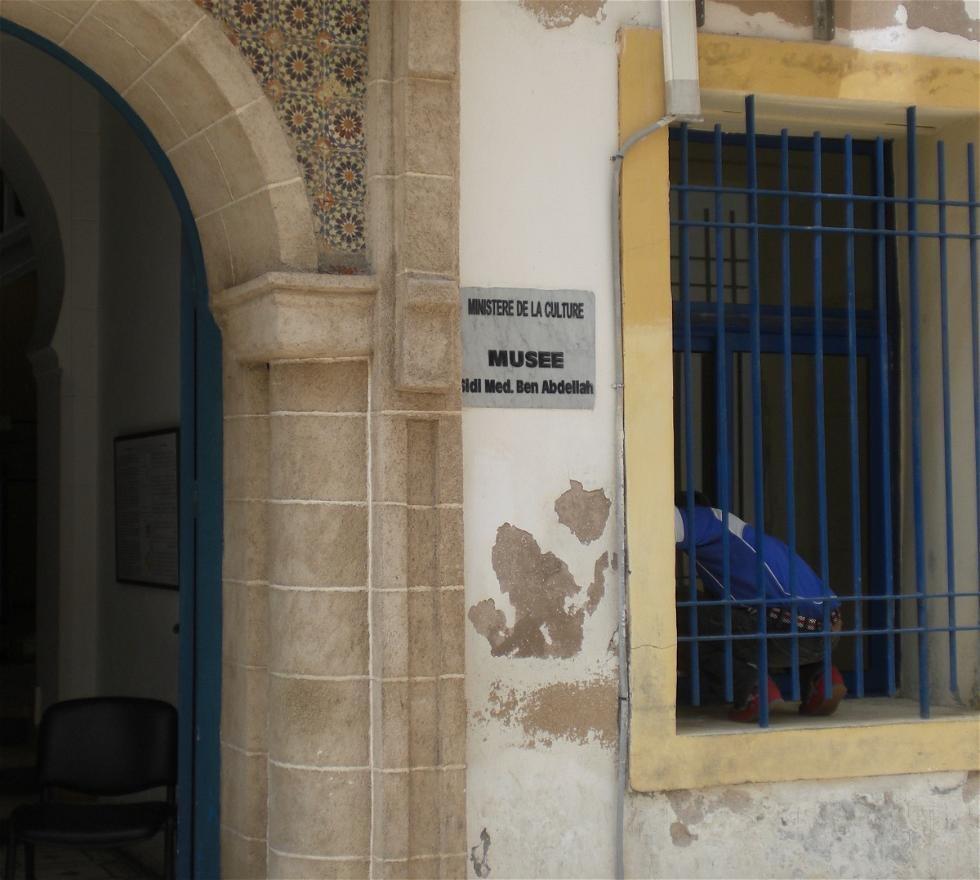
[672,217,979,241]
[812,131,834,701]
[875,137,897,696]
[679,625,980,643]
[844,136,865,698]
[713,123,735,704]
[678,123,700,706]
[969,144,980,619]
[779,129,801,702]
[677,590,980,608]
[907,106,930,718]
[937,141,959,696]
[672,127,890,157]
[745,96,769,727]
[671,182,980,209]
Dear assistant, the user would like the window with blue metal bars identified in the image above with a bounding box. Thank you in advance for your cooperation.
[670,96,979,728]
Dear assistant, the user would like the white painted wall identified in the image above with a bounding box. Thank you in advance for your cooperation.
[461,4,638,877]
[460,3,979,878]
[96,103,181,706]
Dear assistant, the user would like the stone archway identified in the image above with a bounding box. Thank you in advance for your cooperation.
[0,2,318,876]
[1,2,468,878]
[0,0,317,296]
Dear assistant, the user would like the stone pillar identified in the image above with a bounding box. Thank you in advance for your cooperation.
[215,0,466,872]
[213,273,378,879]
[265,356,373,879]
[367,2,466,877]
[219,357,270,879]
[370,415,466,880]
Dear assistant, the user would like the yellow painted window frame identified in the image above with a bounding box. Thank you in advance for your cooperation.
[619,28,980,792]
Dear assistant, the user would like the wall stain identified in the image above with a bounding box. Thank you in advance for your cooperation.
[480,677,618,749]
[932,778,966,796]
[519,0,605,29]
[469,828,491,878]
[666,790,706,826]
[670,821,698,847]
[666,787,755,831]
[554,480,611,544]
[469,523,608,658]
[963,771,979,803]
[715,788,752,813]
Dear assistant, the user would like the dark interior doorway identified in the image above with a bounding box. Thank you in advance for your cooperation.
[0,172,38,795]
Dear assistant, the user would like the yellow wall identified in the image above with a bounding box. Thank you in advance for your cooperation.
[620,29,980,791]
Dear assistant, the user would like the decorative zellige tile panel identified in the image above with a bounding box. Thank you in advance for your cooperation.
[197,0,368,273]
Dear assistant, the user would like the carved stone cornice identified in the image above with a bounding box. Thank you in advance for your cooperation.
[211,271,378,363]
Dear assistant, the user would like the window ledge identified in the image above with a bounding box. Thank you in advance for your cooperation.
[630,700,979,791]
[677,697,978,737]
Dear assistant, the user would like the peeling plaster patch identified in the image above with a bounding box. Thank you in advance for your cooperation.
[711,0,812,27]
[584,552,609,615]
[485,679,520,723]
[470,828,491,878]
[554,480,611,544]
[468,523,608,658]
[705,0,979,58]
[520,678,617,747]
[481,677,618,749]
[906,1,977,42]
[712,0,977,39]
[468,599,510,653]
[519,0,606,29]
[670,821,698,847]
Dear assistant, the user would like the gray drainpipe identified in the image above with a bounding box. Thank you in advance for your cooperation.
[610,112,675,880]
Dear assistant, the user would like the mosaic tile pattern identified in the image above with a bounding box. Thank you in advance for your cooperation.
[197,0,368,272]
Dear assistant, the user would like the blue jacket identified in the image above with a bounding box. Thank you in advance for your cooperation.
[675,506,840,620]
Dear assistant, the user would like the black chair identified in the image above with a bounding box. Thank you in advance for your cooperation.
[3,697,177,880]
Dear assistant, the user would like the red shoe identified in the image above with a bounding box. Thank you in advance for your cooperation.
[728,677,783,723]
[800,666,846,716]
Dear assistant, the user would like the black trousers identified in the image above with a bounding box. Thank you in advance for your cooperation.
[694,605,839,708]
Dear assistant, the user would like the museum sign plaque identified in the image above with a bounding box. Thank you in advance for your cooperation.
[460,288,596,409]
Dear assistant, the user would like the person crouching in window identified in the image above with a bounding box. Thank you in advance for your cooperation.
[675,493,845,722]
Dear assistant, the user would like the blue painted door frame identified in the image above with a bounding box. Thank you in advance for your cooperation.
[1,19,223,878]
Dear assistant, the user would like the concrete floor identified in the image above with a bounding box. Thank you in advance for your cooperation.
[0,843,155,880]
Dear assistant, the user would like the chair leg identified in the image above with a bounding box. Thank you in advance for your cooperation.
[23,845,33,880]
[164,823,175,880]
[4,836,16,880]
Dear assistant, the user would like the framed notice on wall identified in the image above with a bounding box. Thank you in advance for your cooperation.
[114,428,179,589]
